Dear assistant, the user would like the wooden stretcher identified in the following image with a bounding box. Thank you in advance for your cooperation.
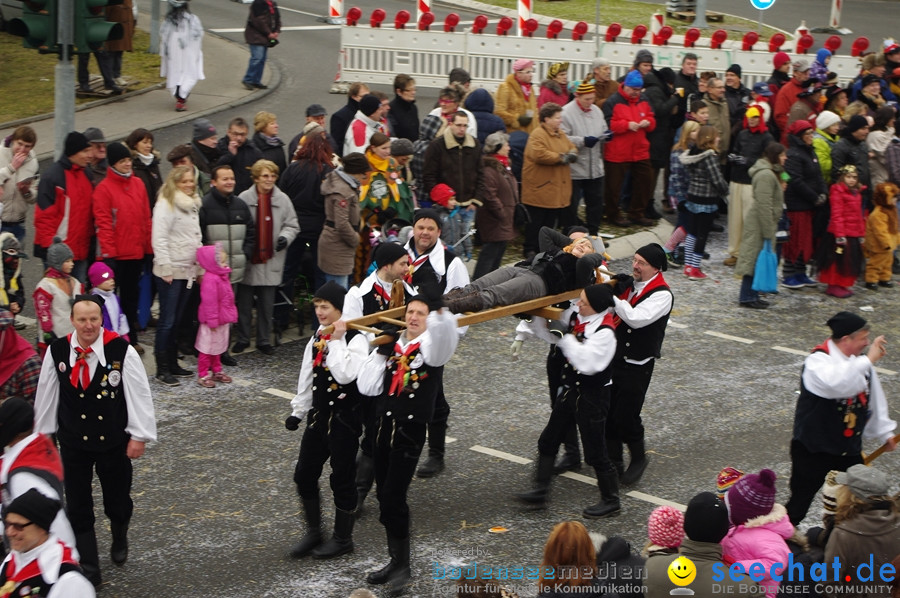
[863,433,900,465]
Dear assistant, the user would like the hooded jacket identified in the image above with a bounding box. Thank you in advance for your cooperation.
[196,244,238,329]
[92,167,153,261]
[812,128,839,184]
[317,169,361,276]
[828,181,866,238]
[464,88,507,146]
[0,144,39,224]
[0,233,24,310]
[824,507,900,598]
[602,85,656,163]
[720,504,794,598]
[735,158,784,279]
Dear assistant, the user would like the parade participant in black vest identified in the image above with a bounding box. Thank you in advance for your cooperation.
[0,489,95,597]
[285,281,369,560]
[33,295,157,587]
[343,242,415,513]
[515,284,621,518]
[0,398,78,554]
[605,243,673,486]
[785,311,896,525]
[357,288,458,595]
[403,210,468,479]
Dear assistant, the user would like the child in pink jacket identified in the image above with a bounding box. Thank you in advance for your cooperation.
[721,469,795,598]
[195,244,238,388]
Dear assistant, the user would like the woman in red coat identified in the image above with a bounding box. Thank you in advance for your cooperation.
[817,164,866,298]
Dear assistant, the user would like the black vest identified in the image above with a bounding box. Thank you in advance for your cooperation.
[793,346,870,456]
[359,281,395,315]
[614,283,672,362]
[410,248,456,293]
[310,330,362,412]
[0,547,82,597]
[559,317,614,398]
[377,341,443,423]
[50,336,130,451]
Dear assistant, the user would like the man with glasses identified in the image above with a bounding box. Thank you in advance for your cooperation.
[0,489,96,595]
[774,59,812,144]
[83,127,109,183]
[605,244,673,487]
[389,73,420,142]
[215,117,264,194]
[703,77,731,159]
[34,296,157,587]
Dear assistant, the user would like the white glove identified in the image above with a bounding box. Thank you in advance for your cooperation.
[510,339,523,360]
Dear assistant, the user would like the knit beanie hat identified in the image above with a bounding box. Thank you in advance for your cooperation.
[584,283,614,312]
[192,118,217,142]
[314,281,346,313]
[861,74,882,88]
[341,152,372,175]
[374,242,408,269]
[726,63,742,78]
[725,468,777,525]
[391,138,414,157]
[633,49,653,66]
[636,243,667,272]
[827,311,867,338]
[359,94,381,117]
[6,489,60,532]
[0,398,34,449]
[647,506,684,549]
[575,81,595,95]
[792,59,811,73]
[822,470,841,515]
[844,115,870,135]
[683,492,730,544]
[413,208,443,229]
[657,67,676,86]
[773,52,790,69]
[64,132,90,157]
[624,70,643,89]
[716,466,745,500]
[106,142,131,167]
[788,120,814,136]
[88,261,116,287]
[46,237,74,273]
[816,111,840,131]
[429,183,456,207]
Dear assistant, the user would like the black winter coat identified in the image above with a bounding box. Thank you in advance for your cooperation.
[387,95,419,142]
[250,131,287,177]
[831,136,872,198]
[730,128,775,184]
[215,136,265,195]
[330,99,359,154]
[644,71,679,168]
[464,88,507,146]
[279,158,333,242]
[131,151,162,211]
[784,134,827,211]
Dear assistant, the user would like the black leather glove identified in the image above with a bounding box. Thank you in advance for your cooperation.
[612,273,634,296]
[376,325,400,355]
[583,136,599,148]
[276,236,288,251]
[547,320,567,339]
[517,115,533,128]
[285,415,301,431]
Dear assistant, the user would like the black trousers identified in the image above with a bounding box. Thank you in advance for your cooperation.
[294,406,362,512]
[523,206,562,256]
[60,443,133,571]
[785,439,863,526]
[687,209,717,255]
[359,399,378,459]
[537,386,614,474]
[375,417,426,539]
[77,51,116,89]
[472,241,508,281]
[606,360,655,447]
[571,178,604,235]
[547,347,578,454]
[114,258,143,345]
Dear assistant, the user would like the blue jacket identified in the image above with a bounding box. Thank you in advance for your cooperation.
[464,88,507,146]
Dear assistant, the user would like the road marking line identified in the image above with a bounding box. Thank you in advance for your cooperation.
[469,445,532,465]
[703,330,754,344]
[210,25,340,33]
[278,6,328,17]
[773,347,896,376]
[446,436,458,444]
[264,388,294,399]
[625,491,686,510]
[559,471,595,484]
[876,367,897,376]
[667,321,687,329]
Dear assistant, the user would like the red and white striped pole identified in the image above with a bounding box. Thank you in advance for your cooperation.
[329,0,342,20]
[416,0,431,23]
[650,12,663,44]
[829,0,842,29]
[517,0,531,37]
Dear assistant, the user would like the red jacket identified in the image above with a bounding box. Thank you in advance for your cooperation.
[33,158,94,260]
[92,169,152,260]
[601,85,656,163]
[828,182,866,238]
[773,78,806,140]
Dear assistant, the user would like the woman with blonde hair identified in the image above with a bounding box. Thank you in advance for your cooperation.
[538,521,606,597]
[663,120,701,263]
[152,165,203,385]
[251,110,287,176]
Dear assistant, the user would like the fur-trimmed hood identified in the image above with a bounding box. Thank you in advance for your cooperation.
[679,148,717,165]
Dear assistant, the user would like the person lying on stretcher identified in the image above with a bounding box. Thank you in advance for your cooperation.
[444,227,607,314]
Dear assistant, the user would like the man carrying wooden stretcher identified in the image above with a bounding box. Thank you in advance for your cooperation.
[443,226,615,314]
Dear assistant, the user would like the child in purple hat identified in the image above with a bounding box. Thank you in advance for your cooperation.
[88,261,130,344]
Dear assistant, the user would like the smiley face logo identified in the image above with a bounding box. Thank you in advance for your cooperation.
[667,556,696,587]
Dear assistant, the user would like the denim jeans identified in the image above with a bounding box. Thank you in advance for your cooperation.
[242,44,267,85]
[322,273,349,289]
[0,222,25,242]
[739,275,759,304]
[154,277,191,353]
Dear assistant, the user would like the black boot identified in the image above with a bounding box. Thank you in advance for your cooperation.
[447,292,485,314]
[312,508,355,559]
[76,529,102,587]
[583,470,621,519]
[514,454,554,505]
[288,498,323,558]
[387,535,411,596]
[169,351,193,377]
[443,286,471,301]
[355,454,375,516]
[621,440,649,486]
[416,421,446,478]
[367,532,399,585]
[553,425,581,473]
[110,520,129,565]
[154,352,179,386]
[606,437,624,478]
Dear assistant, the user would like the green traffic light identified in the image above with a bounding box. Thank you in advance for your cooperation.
[7,0,57,52]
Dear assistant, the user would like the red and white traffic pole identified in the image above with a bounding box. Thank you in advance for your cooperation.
[417,0,431,23]
[329,0,342,20]
[829,0,842,29]
[517,0,531,37]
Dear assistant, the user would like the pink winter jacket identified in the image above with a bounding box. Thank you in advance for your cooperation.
[196,245,238,329]
[720,504,794,598]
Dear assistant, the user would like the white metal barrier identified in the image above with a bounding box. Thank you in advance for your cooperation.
[340,25,863,91]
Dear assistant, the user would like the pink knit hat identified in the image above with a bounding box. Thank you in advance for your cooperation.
[88,261,115,288]
[513,58,534,72]
[726,469,777,526]
[647,505,684,549]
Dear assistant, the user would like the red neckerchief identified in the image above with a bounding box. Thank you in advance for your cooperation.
[374,282,391,304]
[493,154,510,168]
[252,191,274,264]
[265,0,275,13]
[613,274,668,326]
[520,84,532,99]
[43,268,69,280]
[70,345,93,389]
[312,331,331,367]
[388,341,420,396]
[571,317,586,336]
[1,542,79,595]
[812,339,868,437]
[406,252,429,283]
